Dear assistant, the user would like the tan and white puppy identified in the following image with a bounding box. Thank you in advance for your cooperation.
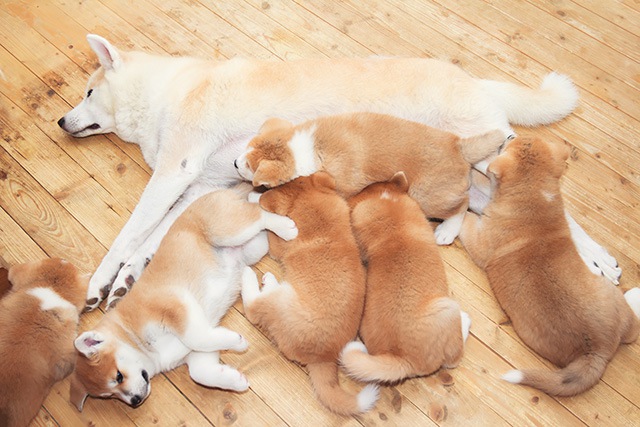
[70,189,298,410]
[235,112,507,245]
[0,258,86,427]
[459,136,640,396]
[58,35,621,311]
[341,172,471,383]
[241,172,377,416]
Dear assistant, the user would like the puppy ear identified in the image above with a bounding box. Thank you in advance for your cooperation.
[389,171,409,191]
[75,331,105,359]
[253,160,284,188]
[311,171,336,190]
[259,118,294,134]
[69,372,89,412]
[86,34,122,71]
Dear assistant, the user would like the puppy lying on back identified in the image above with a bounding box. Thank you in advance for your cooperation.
[341,172,471,383]
[241,172,377,416]
[235,112,506,244]
[70,189,298,410]
[0,258,86,427]
[459,136,640,396]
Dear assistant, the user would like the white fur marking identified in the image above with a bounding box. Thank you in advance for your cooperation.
[542,190,555,202]
[357,384,380,412]
[624,288,640,319]
[502,370,524,384]
[289,125,318,178]
[380,191,392,200]
[27,287,76,314]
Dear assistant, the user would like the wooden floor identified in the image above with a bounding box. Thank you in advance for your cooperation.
[1,0,639,425]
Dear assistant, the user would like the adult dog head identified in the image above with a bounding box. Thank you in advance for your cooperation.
[57,35,123,138]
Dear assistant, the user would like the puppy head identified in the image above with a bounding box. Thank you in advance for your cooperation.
[58,35,125,138]
[259,171,337,216]
[71,330,151,411]
[8,258,87,311]
[235,118,318,187]
[488,136,570,186]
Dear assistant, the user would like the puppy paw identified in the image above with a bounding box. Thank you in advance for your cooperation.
[261,272,280,293]
[624,288,640,319]
[247,191,262,203]
[85,273,114,311]
[434,222,459,245]
[219,366,250,392]
[230,334,249,352]
[264,212,298,241]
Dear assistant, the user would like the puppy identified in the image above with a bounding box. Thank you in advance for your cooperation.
[459,136,640,396]
[241,172,377,416]
[0,258,86,427]
[70,189,297,410]
[341,172,471,383]
[235,112,507,245]
[0,266,11,299]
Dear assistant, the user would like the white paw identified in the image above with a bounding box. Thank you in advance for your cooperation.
[434,221,460,245]
[86,268,117,311]
[219,366,250,392]
[261,272,280,292]
[273,216,299,241]
[624,288,640,319]
[230,334,249,352]
[460,311,472,343]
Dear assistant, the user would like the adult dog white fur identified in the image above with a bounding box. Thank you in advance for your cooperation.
[58,34,620,310]
[70,189,298,410]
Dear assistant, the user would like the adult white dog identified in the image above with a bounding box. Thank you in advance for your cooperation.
[59,34,620,310]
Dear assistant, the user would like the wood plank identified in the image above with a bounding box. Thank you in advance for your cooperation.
[577,0,640,36]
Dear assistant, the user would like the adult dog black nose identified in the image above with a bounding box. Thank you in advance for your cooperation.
[233,159,238,169]
[57,117,65,128]
[131,395,142,407]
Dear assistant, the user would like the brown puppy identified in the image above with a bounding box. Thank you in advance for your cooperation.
[235,112,507,245]
[0,258,86,427]
[0,267,11,299]
[459,136,640,396]
[341,172,471,383]
[241,172,377,416]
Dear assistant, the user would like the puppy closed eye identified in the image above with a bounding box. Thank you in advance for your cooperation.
[87,89,94,98]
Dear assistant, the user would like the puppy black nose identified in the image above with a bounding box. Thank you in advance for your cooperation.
[131,395,142,407]
[57,117,65,128]
[234,159,238,169]
[142,370,149,383]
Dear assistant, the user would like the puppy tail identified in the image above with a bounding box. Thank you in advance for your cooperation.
[502,352,609,396]
[306,361,379,416]
[340,341,416,383]
[480,72,579,127]
[458,130,508,165]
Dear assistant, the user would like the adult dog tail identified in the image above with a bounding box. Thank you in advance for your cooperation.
[306,361,379,416]
[502,353,608,396]
[341,344,416,383]
[458,130,506,165]
[480,72,579,127]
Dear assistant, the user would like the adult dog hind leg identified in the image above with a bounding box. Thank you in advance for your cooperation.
[185,352,249,392]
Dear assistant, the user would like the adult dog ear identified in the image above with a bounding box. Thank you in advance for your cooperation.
[259,118,294,134]
[389,171,409,192]
[74,331,105,359]
[253,160,284,188]
[86,34,122,71]
[69,372,89,412]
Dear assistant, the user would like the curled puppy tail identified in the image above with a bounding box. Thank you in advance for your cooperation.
[306,361,378,416]
[502,352,609,396]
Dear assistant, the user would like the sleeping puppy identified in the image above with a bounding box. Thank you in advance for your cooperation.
[70,189,298,410]
[241,172,378,416]
[459,136,640,396]
[234,112,507,245]
[0,258,86,427]
[341,172,471,383]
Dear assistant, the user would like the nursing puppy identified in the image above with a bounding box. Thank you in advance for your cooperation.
[341,172,471,383]
[241,172,377,416]
[59,35,621,311]
[0,258,86,427]
[235,112,507,245]
[70,189,297,410]
[459,136,640,396]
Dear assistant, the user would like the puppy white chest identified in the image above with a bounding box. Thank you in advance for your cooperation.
[289,125,318,178]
